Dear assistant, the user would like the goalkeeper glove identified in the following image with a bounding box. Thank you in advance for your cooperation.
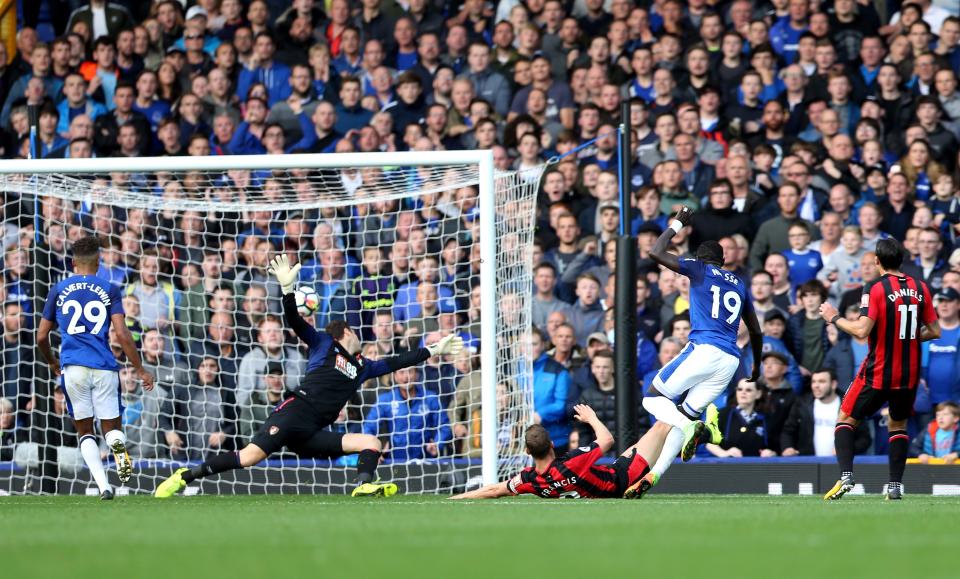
[428,334,464,357]
[268,254,301,295]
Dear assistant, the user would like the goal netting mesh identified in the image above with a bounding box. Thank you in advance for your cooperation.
[0,154,541,495]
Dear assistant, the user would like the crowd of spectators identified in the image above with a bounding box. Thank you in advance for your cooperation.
[1,0,960,467]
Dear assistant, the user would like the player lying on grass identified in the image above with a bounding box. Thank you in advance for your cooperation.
[634,207,763,498]
[450,403,683,499]
[155,255,464,498]
[37,236,156,500]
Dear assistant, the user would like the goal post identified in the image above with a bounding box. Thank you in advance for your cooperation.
[0,151,540,494]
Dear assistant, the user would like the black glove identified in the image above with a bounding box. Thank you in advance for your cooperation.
[675,206,694,226]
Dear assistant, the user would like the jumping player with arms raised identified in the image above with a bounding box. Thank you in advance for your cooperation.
[154,255,463,498]
[631,207,764,498]
[819,239,940,500]
[36,236,156,500]
[450,404,673,499]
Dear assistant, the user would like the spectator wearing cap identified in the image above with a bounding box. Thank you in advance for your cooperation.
[758,350,797,454]
[66,1,135,49]
[237,32,292,107]
[921,287,960,407]
[688,179,753,248]
[566,273,606,348]
[172,6,222,58]
[781,368,872,457]
[761,309,803,392]
[531,262,571,333]
[239,360,287,443]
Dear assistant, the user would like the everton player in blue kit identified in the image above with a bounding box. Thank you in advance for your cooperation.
[36,237,156,500]
[154,255,463,498]
[627,208,763,498]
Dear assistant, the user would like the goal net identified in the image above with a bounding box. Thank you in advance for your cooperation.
[0,152,540,495]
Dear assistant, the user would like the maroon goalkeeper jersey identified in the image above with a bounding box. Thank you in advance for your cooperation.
[858,273,937,390]
[506,443,625,499]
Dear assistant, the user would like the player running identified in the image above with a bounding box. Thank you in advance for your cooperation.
[36,236,156,500]
[154,255,463,499]
[450,404,675,499]
[819,239,940,501]
[630,207,763,498]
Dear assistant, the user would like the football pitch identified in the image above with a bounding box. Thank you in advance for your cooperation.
[2,494,957,579]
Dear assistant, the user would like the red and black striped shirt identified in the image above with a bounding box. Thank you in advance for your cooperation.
[858,273,937,390]
[506,443,619,499]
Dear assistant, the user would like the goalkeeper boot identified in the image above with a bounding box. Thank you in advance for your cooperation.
[705,403,722,445]
[110,439,133,484]
[823,474,855,501]
[100,488,115,501]
[351,480,399,498]
[680,420,707,462]
[154,468,189,499]
[623,472,659,499]
[884,483,903,501]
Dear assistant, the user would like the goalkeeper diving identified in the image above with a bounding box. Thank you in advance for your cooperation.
[154,255,463,498]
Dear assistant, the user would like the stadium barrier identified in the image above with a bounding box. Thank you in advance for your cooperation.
[2,457,958,496]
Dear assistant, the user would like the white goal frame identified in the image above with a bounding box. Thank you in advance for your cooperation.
[0,150,504,486]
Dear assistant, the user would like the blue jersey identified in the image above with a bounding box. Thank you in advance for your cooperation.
[679,259,748,358]
[42,275,124,371]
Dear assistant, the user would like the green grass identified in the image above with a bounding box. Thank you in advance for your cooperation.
[2,494,957,578]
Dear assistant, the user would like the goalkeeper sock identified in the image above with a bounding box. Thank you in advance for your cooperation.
[888,430,909,484]
[642,396,693,430]
[79,435,109,493]
[650,426,684,478]
[182,452,241,484]
[834,423,856,477]
[356,449,381,484]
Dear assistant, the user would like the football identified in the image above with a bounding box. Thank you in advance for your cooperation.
[294,286,320,317]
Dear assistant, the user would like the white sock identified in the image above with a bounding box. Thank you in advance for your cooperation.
[104,429,126,448]
[652,427,684,478]
[79,435,110,493]
[643,396,693,429]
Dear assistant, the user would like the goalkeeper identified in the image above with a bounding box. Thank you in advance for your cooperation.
[155,256,463,498]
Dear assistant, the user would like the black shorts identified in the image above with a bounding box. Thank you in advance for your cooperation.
[612,450,650,493]
[250,397,346,458]
[841,376,917,422]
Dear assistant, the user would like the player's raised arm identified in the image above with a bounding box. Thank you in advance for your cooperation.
[819,294,875,340]
[359,334,464,382]
[741,298,763,382]
[573,404,614,453]
[269,255,321,348]
[649,208,693,274]
[111,313,154,391]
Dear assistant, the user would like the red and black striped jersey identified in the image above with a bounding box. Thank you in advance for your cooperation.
[857,273,937,390]
[506,443,619,499]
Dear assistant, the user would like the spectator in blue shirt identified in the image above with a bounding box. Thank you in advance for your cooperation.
[236,32,292,107]
[333,76,373,135]
[527,327,570,448]
[770,0,809,63]
[922,288,960,406]
[913,402,960,463]
[363,365,452,461]
[783,222,824,290]
[56,73,107,137]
